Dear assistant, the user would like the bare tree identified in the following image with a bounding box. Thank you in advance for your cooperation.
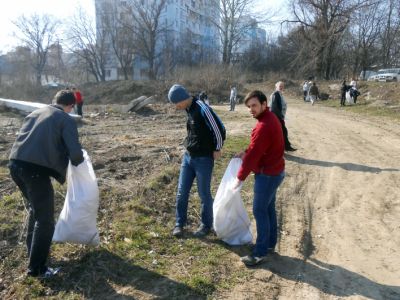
[379,0,400,67]
[212,0,258,65]
[288,0,371,79]
[44,41,66,83]
[348,1,382,78]
[125,0,167,79]
[66,7,108,82]
[101,1,136,80]
[13,14,59,86]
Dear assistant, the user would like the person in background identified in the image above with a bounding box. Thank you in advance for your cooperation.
[340,80,347,107]
[308,81,320,106]
[8,90,84,278]
[229,85,237,111]
[233,90,285,266]
[72,87,84,117]
[350,78,357,89]
[168,84,226,238]
[199,91,210,106]
[302,80,310,101]
[269,81,297,151]
[349,78,359,104]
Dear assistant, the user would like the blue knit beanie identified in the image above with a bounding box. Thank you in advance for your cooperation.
[168,84,190,103]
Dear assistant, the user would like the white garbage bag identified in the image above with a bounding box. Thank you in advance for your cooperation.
[213,158,252,245]
[53,149,100,245]
[346,91,354,105]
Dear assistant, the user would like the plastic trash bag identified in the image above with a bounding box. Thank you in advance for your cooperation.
[53,149,100,245]
[213,158,252,245]
[346,91,354,105]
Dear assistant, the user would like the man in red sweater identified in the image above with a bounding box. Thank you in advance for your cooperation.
[234,90,285,266]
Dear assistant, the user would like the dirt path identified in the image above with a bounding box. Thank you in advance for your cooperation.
[214,100,400,299]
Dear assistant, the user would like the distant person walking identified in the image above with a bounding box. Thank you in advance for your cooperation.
[302,81,310,101]
[229,85,237,111]
[8,90,84,278]
[308,82,319,106]
[269,81,296,152]
[233,90,285,266]
[168,84,226,238]
[72,87,84,117]
[349,78,359,104]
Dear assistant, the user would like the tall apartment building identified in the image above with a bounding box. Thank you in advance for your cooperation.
[232,18,267,62]
[95,0,220,80]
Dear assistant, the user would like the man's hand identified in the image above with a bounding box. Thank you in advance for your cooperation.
[213,150,222,160]
[232,178,243,190]
[234,151,245,159]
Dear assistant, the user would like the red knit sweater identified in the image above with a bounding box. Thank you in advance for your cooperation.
[74,91,83,104]
[237,109,285,181]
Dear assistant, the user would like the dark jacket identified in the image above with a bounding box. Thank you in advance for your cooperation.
[309,85,319,96]
[237,109,284,180]
[9,104,83,183]
[270,91,285,120]
[341,84,350,93]
[184,98,226,157]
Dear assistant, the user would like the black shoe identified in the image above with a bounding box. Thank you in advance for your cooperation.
[193,224,211,237]
[172,226,183,237]
[240,255,266,266]
[285,146,297,152]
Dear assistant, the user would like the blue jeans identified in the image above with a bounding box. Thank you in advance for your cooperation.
[175,153,214,228]
[253,172,285,257]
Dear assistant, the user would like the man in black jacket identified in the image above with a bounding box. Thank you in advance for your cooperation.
[270,81,296,151]
[8,90,84,278]
[168,84,226,238]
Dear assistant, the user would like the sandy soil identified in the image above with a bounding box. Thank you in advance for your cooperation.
[215,99,400,300]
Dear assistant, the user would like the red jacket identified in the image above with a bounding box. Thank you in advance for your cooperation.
[237,109,285,181]
[74,91,83,104]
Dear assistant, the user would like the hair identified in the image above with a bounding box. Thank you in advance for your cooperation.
[275,81,284,89]
[244,90,267,105]
[54,90,76,106]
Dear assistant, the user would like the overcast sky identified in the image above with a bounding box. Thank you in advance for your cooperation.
[0,0,95,52]
[0,0,289,53]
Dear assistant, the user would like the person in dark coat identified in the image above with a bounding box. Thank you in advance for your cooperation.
[269,81,296,151]
[8,90,84,278]
[340,80,349,106]
[168,84,226,238]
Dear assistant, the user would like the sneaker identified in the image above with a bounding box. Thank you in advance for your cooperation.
[28,267,60,279]
[240,255,266,266]
[193,224,211,237]
[39,267,60,279]
[172,226,183,237]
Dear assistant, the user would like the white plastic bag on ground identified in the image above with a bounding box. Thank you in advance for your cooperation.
[213,158,252,245]
[53,149,100,245]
